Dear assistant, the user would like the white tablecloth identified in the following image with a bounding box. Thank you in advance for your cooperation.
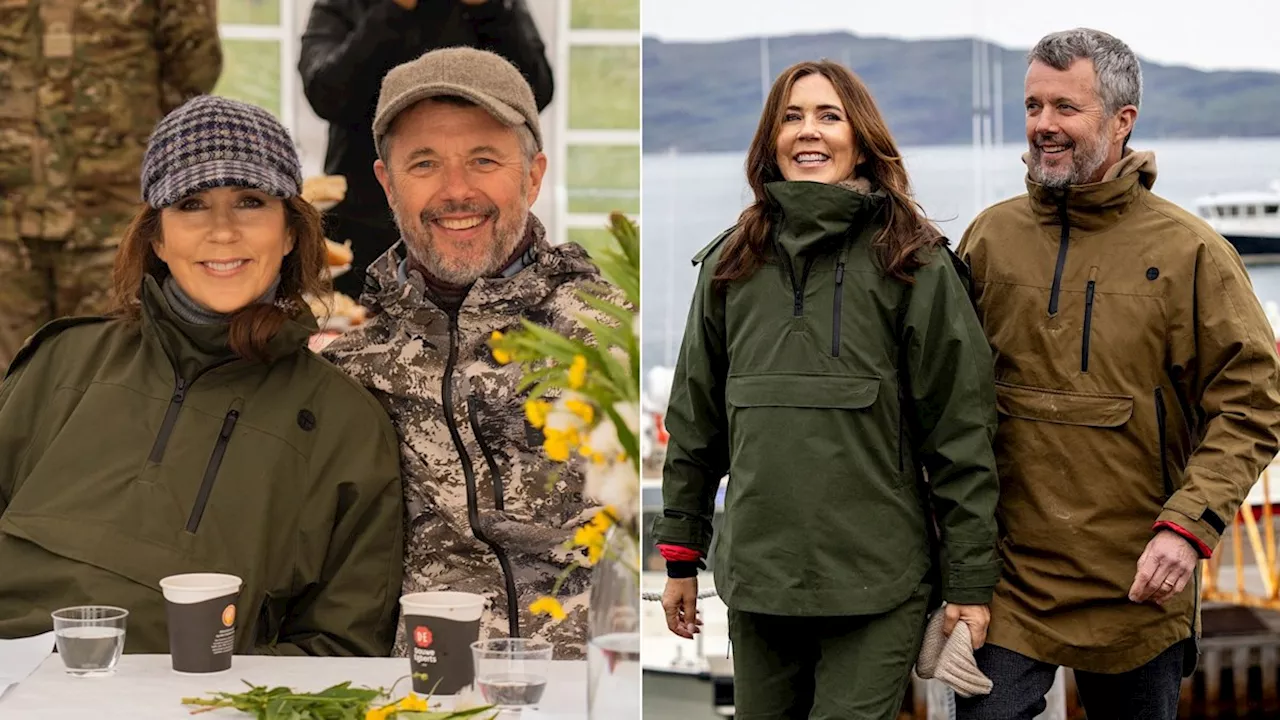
[0,654,588,719]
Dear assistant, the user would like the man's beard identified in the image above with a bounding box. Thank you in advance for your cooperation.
[390,189,529,286]
[1029,128,1110,190]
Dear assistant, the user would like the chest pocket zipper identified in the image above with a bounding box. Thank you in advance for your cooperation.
[186,409,240,534]
[1081,267,1098,372]
[831,242,850,357]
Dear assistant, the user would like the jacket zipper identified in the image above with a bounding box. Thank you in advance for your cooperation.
[148,358,236,464]
[467,393,506,510]
[148,378,188,463]
[442,315,520,638]
[831,260,846,357]
[1081,279,1096,372]
[1048,197,1070,315]
[1155,388,1173,499]
[778,240,816,317]
[186,409,240,533]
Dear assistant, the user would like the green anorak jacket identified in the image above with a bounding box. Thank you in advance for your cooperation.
[0,276,404,656]
[653,180,1002,615]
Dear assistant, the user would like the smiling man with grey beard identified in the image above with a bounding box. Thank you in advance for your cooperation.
[321,47,623,661]
[956,27,1280,720]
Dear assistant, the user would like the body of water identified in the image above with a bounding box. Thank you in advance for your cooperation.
[641,138,1280,373]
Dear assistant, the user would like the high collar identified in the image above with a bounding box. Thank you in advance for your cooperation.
[764,180,884,259]
[1025,149,1157,232]
[139,275,316,380]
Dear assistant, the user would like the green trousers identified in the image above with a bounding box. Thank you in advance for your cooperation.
[727,582,932,720]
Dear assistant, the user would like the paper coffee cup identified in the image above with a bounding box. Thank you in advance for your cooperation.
[160,573,242,674]
[401,592,486,694]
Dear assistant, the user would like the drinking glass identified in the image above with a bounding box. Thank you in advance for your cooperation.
[470,638,553,712]
[51,606,128,676]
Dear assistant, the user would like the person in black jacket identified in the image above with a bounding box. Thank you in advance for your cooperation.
[299,0,553,298]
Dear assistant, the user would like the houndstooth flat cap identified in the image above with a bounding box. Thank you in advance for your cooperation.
[141,95,302,209]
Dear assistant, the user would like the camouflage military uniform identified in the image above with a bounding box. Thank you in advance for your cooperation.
[323,216,617,660]
[0,0,222,366]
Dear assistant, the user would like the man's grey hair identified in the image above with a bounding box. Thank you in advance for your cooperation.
[377,95,539,167]
[1028,28,1143,117]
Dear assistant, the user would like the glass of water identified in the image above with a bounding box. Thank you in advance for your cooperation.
[51,606,128,676]
[471,638,553,712]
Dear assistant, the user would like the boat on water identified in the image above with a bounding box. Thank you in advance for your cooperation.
[1194,182,1280,337]
[1195,181,1280,257]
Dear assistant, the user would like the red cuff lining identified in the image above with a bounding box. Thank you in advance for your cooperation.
[1154,520,1213,559]
[658,544,703,562]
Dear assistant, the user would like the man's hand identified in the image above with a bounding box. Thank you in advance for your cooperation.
[943,603,990,649]
[392,0,416,10]
[661,577,702,639]
[1130,529,1200,605]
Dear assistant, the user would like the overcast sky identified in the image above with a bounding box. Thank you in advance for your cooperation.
[643,0,1280,73]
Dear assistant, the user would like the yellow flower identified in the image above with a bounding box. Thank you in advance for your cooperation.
[564,398,594,424]
[397,694,429,712]
[490,331,511,365]
[568,355,587,389]
[490,331,512,365]
[591,506,616,532]
[544,429,574,462]
[365,707,389,720]
[574,520,609,565]
[524,399,550,428]
[574,524,604,547]
[530,595,567,621]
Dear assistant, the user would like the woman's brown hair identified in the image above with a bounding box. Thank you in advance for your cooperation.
[714,60,944,290]
[111,195,329,363]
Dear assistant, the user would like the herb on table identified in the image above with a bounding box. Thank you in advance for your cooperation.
[181,679,498,719]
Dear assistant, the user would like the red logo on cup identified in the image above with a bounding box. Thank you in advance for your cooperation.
[222,605,236,627]
[413,625,433,648]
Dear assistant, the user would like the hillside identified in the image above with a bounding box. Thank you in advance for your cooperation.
[642,32,1280,153]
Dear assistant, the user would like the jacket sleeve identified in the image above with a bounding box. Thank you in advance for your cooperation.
[1158,238,1280,552]
[299,0,416,125]
[258,396,405,657]
[156,0,223,110]
[0,360,35,518]
[902,248,1002,605]
[466,0,554,111]
[649,251,728,558]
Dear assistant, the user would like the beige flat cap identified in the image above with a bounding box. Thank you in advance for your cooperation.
[372,46,543,158]
[915,608,993,698]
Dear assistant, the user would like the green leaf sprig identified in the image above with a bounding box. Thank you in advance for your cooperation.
[180,677,497,720]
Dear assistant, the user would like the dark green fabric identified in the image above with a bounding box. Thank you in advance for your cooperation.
[727,581,933,720]
[0,277,404,656]
[653,180,1001,615]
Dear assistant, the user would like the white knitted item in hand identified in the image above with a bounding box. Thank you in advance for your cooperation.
[915,608,994,698]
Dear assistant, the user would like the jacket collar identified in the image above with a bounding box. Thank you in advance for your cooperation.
[361,213,598,327]
[1025,149,1157,232]
[139,275,315,380]
[764,179,884,259]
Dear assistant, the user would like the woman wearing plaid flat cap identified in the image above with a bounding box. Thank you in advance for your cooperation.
[0,95,404,657]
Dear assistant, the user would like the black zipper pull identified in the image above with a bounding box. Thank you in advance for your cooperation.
[218,410,240,440]
[173,379,187,403]
[832,261,847,357]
